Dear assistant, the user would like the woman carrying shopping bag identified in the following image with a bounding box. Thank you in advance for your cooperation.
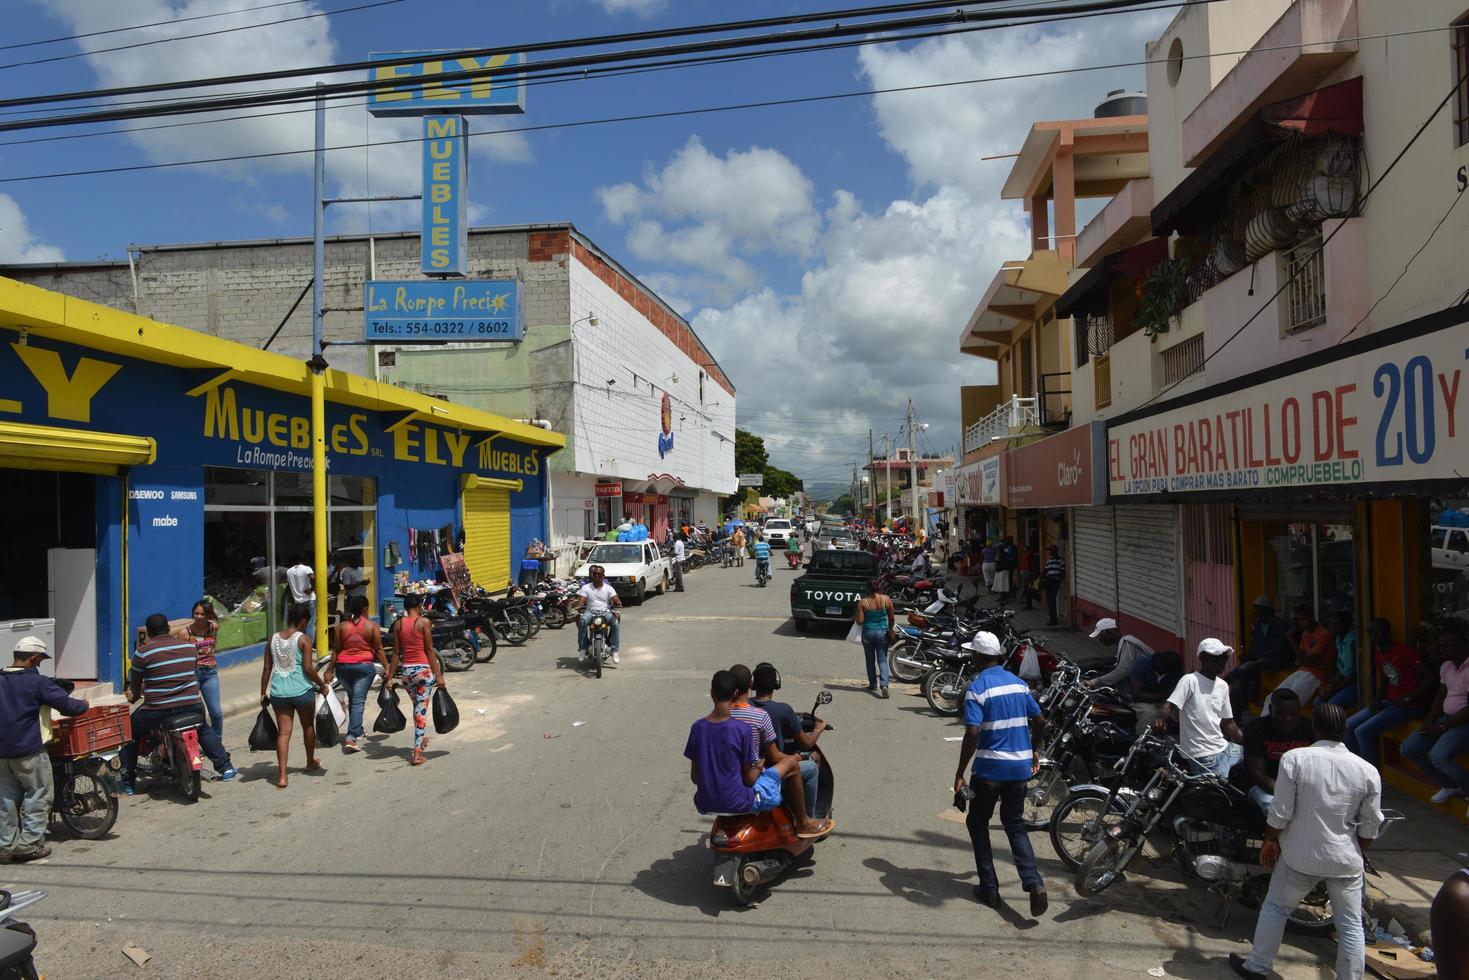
[323,594,390,753]
[386,593,445,766]
[260,601,328,788]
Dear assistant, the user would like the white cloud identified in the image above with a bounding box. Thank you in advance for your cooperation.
[26,0,531,234]
[590,0,664,15]
[0,195,64,263]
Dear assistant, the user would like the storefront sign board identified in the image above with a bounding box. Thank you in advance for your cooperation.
[368,51,527,116]
[737,473,763,487]
[420,116,469,275]
[1107,312,1469,497]
[1006,422,1104,508]
[594,482,623,498]
[955,454,1004,506]
[364,279,523,342]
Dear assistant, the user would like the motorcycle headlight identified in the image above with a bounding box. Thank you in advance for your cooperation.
[1146,788,1164,802]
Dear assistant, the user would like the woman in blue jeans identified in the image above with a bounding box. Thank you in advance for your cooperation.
[186,600,224,738]
[322,595,390,752]
[854,580,896,699]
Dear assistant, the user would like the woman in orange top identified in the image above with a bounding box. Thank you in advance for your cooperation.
[323,594,389,753]
[386,593,445,766]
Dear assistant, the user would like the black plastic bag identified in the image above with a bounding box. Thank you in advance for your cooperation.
[373,684,406,734]
[248,707,278,751]
[432,686,459,735]
[314,696,340,748]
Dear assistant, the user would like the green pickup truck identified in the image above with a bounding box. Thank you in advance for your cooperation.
[789,549,879,632]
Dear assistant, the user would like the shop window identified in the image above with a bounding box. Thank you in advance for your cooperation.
[1268,521,1357,621]
[1429,499,1469,623]
[699,370,706,406]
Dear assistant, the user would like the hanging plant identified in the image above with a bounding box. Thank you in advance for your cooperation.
[1135,257,1191,342]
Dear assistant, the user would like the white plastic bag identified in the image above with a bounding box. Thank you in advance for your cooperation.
[1017,642,1042,681]
[317,685,347,728]
[845,623,864,644]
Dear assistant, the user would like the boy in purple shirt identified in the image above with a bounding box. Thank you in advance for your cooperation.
[684,670,834,838]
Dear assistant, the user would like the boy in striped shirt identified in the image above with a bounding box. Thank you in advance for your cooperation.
[953,631,1048,916]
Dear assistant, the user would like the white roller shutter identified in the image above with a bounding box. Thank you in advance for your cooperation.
[1115,505,1180,634]
[1072,506,1117,611]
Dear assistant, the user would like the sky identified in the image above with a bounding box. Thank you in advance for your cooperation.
[0,0,1173,489]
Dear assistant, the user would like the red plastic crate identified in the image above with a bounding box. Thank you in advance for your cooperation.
[48,704,132,757]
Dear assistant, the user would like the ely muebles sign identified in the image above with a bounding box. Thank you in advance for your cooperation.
[1107,311,1469,497]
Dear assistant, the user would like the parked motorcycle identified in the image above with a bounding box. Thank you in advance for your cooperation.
[383,609,479,672]
[585,612,615,678]
[50,748,122,839]
[463,589,534,649]
[0,889,47,980]
[707,691,834,905]
[133,709,207,801]
[1023,665,1136,830]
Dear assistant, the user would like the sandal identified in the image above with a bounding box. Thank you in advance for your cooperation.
[411,749,425,766]
[795,818,835,840]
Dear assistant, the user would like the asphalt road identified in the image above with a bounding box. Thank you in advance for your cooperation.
[19,558,1339,979]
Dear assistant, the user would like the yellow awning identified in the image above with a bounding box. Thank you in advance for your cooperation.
[0,420,155,475]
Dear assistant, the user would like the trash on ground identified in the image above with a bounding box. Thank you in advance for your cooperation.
[543,732,560,739]
[1147,968,1166,977]
[943,736,963,742]
[475,708,487,715]
[572,720,587,727]
[122,944,151,967]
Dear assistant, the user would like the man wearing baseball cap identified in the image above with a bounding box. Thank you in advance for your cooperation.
[1155,638,1245,778]
[0,637,89,862]
[1085,617,1155,696]
[953,631,1048,916]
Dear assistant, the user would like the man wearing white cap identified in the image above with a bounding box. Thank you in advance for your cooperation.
[0,637,89,862]
[1085,617,1154,696]
[953,631,1048,916]
[1155,638,1245,778]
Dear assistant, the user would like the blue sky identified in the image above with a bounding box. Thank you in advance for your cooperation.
[0,0,1170,485]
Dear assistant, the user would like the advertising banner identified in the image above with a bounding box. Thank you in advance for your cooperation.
[738,473,764,487]
[364,280,523,342]
[421,115,469,275]
[1107,313,1469,497]
[955,454,1003,506]
[1007,422,1104,508]
[368,51,527,116]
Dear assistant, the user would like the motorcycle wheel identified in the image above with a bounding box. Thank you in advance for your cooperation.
[498,611,532,646]
[1049,789,1125,871]
[887,638,931,684]
[1023,760,1071,831]
[922,668,964,716]
[525,610,542,638]
[592,637,604,679]
[175,751,201,802]
[543,603,569,629]
[473,628,498,663]
[441,639,476,672]
[1240,877,1339,937]
[58,767,119,839]
[1075,835,1131,897]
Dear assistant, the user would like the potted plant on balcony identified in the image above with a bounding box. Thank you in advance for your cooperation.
[1135,257,1190,342]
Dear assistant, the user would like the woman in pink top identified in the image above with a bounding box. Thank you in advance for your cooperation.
[323,595,389,753]
[386,593,444,766]
[1403,619,1469,807]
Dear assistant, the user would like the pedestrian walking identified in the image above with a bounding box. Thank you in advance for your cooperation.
[260,602,328,788]
[953,631,1048,916]
[285,554,317,642]
[854,581,896,699]
[323,595,390,753]
[387,593,445,766]
[0,638,88,862]
[1228,703,1383,980]
[1041,546,1064,626]
[184,599,223,738]
[979,540,998,591]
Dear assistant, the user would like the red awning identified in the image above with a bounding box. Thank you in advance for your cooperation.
[1263,75,1364,138]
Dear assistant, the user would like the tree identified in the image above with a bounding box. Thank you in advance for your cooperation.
[761,465,802,499]
[734,428,768,476]
[829,493,856,515]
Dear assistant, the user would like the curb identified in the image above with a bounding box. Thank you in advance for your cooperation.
[220,692,266,723]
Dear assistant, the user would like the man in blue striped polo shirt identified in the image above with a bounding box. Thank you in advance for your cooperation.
[953,631,1048,916]
[122,613,235,792]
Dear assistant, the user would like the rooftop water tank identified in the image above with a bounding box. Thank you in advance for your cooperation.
[1095,89,1147,118]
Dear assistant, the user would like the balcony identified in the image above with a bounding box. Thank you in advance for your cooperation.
[963,396,1039,455]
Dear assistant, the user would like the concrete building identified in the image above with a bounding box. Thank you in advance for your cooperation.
[2,224,737,572]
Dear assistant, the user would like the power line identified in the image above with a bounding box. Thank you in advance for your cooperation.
[1,0,318,52]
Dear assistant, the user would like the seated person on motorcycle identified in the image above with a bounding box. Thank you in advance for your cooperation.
[1128,649,1184,734]
[752,537,771,581]
[685,670,811,827]
[123,613,237,792]
[750,662,826,818]
[1085,617,1155,693]
[576,565,622,665]
[1242,689,1314,815]
[786,535,802,565]
[1153,638,1244,778]
[728,664,833,837]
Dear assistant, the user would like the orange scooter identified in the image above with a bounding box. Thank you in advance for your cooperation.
[706,691,834,905]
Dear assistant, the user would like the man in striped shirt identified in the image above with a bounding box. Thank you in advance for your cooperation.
[953,631,1048,916]
[122,613,236,792]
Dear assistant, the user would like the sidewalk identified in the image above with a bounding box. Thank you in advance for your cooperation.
[943,574,1109,666]
[1363,785,1463,946]
[214,659,269,723]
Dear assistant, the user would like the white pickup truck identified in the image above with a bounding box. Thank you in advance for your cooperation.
[573,540,673,605]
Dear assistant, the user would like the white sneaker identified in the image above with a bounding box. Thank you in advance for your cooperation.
[1430,788,1462,804]
[612,651,620,664]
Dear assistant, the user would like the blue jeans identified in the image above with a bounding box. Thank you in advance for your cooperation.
[335,662,376,740]
[577,610,620,652]
[1183,743,1243,779]
[861,630,889,688]
[1244,861,1364,980]
[799,758,820,818]
[1402,717,1469,794]
[195,666,223,738]
[1328,682,1359,708]
[0,751,52,849]
[1247,784,1274,815]
[1345,703,1419,768]
[967,775,1043,893]
[755,557,769,582]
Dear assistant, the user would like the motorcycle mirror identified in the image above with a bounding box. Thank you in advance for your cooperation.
[817,690,833,705]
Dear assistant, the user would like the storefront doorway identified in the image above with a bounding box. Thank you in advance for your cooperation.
[0,468,97,678]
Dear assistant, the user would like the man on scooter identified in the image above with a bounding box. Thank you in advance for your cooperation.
[752,535,771,583]
[751,662,825,818]
[575,565,622,664]
[728,664,832,837]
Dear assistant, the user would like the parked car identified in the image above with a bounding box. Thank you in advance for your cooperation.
[789,549,878,632]
[573,540,673,605]
[763,518,794,548]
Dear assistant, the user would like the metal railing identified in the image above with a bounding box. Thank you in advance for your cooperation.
[1038,372,1071,427]
[1161,333,1206,386]
[963,395,1039,454]
[1284,232,1327,334]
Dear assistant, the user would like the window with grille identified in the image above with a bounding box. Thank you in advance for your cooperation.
[1161,333,1205,385]
[1455,13,1469,147]
[1283,232,1327,334]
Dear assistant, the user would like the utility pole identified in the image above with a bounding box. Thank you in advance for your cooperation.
[907,398,920,530]
[868,428,875,517]
[883,433,892,527]
[309,83,329,655]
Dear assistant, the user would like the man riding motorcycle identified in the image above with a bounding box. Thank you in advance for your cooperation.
[752,536,771,583]
[576,565,623,665]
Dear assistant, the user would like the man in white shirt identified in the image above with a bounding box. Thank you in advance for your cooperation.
[1154,638,1244,778]
[1229,703,1384,980]
[671,537,686,593]
[576,565,623,664]
[285,555,316,640]
[1085,617,1155,695]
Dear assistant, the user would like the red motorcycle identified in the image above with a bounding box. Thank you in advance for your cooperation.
[133,710,206,801]
[785,550,802,569]
[706,691,834,905]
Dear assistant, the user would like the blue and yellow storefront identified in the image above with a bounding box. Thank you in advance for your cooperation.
[0,276,563,686]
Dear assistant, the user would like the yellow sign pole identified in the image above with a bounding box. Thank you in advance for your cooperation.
[311,367,328,653]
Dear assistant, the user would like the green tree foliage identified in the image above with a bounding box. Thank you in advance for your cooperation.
[761,465,802,498]
[828,493,856,515]
[734,428,768,476]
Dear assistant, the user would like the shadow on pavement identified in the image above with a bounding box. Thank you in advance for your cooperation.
[629,840,752,918]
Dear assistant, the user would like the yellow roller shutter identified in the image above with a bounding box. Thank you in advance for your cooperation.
[461,476,515,590]
[0,420,155,475]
